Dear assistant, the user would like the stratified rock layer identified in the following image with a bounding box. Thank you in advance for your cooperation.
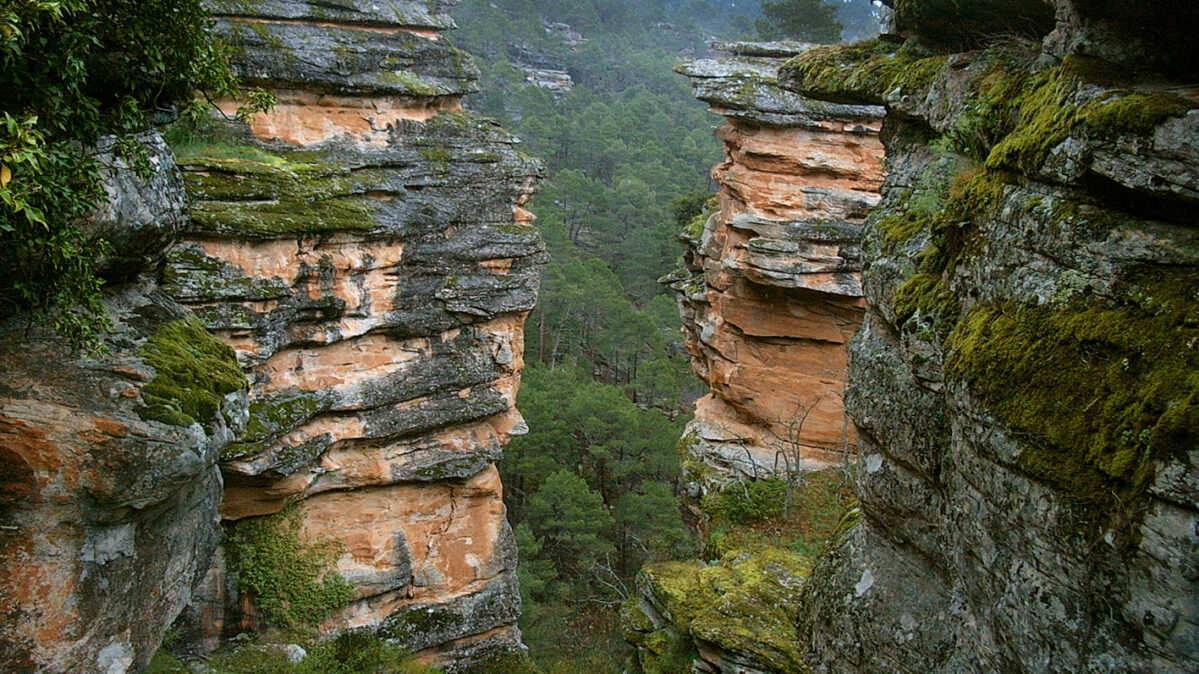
[778,1,1199,671]
[673,43,883,498]
[168,1,543,668]
[0,134,246,673]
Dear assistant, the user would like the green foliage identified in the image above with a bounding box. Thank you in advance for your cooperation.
[525,470,617,578]
[226,505,355,628]
[703,478,787,526]
[756,0,843,43]
[946,272,1199,537]
[139,318,247,427]
[0,0,269,350]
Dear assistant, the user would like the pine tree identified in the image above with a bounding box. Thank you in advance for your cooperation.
[755,0,844,43]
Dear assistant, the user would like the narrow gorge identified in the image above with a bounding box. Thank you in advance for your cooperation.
[2,0,1197,673]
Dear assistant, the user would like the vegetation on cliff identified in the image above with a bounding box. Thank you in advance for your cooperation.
[226,505,355,629]
[0,0,269,349]
[139,317,248,427]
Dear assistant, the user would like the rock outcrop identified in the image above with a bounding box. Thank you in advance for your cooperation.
[776,1,1199,671]
[164,1,544,668]
[671,43,883,500]
[0,133,246,673]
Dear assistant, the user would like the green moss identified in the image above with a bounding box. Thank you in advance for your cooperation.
[784,39,947,106]
[226,504,355,628]
[681,203,715,240]
[418,146,452,167]
[241,394,326,444]
[894,273,958,326]
[946,271,1199,536]
[986,67,1078,174]
[189,197,378,238]
[377,70,442,96]
[173,132,386,238]
[1080,92,1195,138]
[638,550,811,674]
[641,561,739,630]
[139,318,247,427]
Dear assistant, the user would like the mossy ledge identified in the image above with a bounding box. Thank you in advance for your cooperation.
[138,318,247,427]
[946,272,1199,537]
[778,39,947,106]
[627,548,814,673]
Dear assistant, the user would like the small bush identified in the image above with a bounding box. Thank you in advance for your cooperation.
[703,478,787,525]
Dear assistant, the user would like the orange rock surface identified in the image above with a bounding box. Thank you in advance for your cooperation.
[675,46,885,491]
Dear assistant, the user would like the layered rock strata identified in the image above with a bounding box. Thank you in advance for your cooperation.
[671,42,883,497]
[0,133,246,673]
[163,1,544,667]
[776,1,1199,671]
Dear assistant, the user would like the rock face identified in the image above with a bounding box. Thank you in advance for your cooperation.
[0,133,246,673]
[672,42,883,500]
[166,1,544,667]
[776,1,1199,671]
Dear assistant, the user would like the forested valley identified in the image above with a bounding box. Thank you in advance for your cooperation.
[450,2,877,669]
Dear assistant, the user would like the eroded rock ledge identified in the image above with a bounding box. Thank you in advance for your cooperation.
[0,133,246,674]
[671,43,884,502]
[164,1,544,669]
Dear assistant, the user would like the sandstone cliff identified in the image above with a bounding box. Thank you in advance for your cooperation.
[635,1,1199,671]
[621,44,882,674]
[166,0,544,667]
[0,2,543,671]
[671,42,883,501]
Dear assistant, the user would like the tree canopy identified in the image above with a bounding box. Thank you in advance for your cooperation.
[756,0,844,42]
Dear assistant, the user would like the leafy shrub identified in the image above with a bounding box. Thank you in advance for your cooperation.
[0,1,268,349]
[226,505,355,628]
[703,478,787,525]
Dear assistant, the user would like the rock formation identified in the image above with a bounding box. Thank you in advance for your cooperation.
[777,0,1198,671]
[637,0,1199,670]
[0,2,543,671]
[0,133,246,673]
[671,42,883,499]
[164,0,544,668]
[621,44,883,674]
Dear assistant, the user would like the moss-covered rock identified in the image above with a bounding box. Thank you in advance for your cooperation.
[627,548,815,674]
[779,39,947,106]
[139,318,247,427]
[946,271,1199,535]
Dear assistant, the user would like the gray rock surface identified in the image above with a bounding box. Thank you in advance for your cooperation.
[0,146,242,672]
[779,6,1199,673]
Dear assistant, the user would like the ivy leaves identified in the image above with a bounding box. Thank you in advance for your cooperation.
[0,0,272,350]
